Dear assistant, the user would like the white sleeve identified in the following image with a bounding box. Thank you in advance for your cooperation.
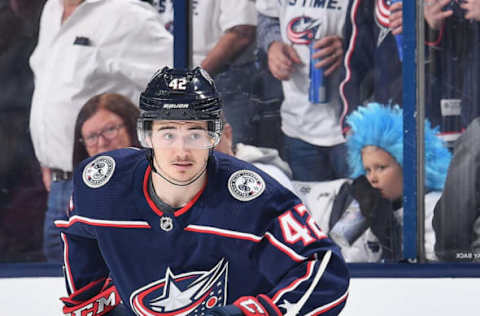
[219,0,257,31]
[256,0,281,17]
[104,3,173,90]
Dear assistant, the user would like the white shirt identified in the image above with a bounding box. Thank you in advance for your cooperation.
[156,0,257,67]
[256,0,348,146]
[29,0,173,171]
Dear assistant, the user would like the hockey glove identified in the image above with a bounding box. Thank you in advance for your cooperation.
[61,278,120,316]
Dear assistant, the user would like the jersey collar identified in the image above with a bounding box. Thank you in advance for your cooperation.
[142,165,206,217]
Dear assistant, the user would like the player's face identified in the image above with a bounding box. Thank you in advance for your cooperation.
[150,120,210,184]
[81,109,131,157]
[361,146,403,201]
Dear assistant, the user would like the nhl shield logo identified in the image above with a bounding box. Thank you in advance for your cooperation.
[228,170,265,202]
[160,216,173,232]
[82,156,116,188]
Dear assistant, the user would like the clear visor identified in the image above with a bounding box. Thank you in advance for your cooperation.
[138,119,220,149]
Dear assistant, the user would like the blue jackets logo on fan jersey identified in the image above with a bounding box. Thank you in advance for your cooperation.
[129,259,229,315]
[287,16,322,45]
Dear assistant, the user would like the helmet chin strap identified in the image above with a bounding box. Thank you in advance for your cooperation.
[146,148,208,187]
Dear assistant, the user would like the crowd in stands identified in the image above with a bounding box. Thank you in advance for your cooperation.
[1,0,479,265]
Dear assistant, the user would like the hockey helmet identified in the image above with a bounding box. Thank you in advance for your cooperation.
[137,67,224,149]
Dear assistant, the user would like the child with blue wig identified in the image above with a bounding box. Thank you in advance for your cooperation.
[293,103,451,262]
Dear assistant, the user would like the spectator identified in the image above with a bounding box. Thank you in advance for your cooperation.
[339,0,444,131]
[73,93,141,167]
[294,103,451,262]
[256,0,349,181]
[339,0,403,114]
[424,0,480,136]
[153,0,262,147]
[215,120,294,191]
[29,0,172,262]
[54,67,349,316]
[433,117,480,262]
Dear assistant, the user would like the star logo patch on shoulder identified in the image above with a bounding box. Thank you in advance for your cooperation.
[82,155,116,188]
[228,170,265,201]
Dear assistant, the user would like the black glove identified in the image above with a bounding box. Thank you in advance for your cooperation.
[350,175,401,261]
[204,305,243,316]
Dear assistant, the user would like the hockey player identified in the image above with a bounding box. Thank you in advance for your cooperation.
[55,67,349,316]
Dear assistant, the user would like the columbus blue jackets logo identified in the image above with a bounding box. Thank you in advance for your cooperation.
[82,156,115,188]
[130,259,229,315]
[228,170,265,202]
[287,16,322,45]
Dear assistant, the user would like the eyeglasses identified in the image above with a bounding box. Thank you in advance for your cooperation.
[80,124,124,147]
[151,128,219,149]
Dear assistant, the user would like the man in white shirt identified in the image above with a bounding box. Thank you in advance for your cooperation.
[29,0,173,262]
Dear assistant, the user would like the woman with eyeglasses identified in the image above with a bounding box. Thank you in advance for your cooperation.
[72,93,141,167]
[43,93,140,263]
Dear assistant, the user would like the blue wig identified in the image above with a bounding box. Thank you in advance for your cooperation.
[346,103,452,191]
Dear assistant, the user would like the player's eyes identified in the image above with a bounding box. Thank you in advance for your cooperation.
[188,133,202,140]
[162,133,175,141]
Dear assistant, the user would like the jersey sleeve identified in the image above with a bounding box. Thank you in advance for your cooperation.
[339,0,375,127]
[253,202,350,315]
[55,183,114,314]
[59,231,110,296]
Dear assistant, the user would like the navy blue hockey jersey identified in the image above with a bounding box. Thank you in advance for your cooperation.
[339,0,444,127]
[56,148,349,315]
